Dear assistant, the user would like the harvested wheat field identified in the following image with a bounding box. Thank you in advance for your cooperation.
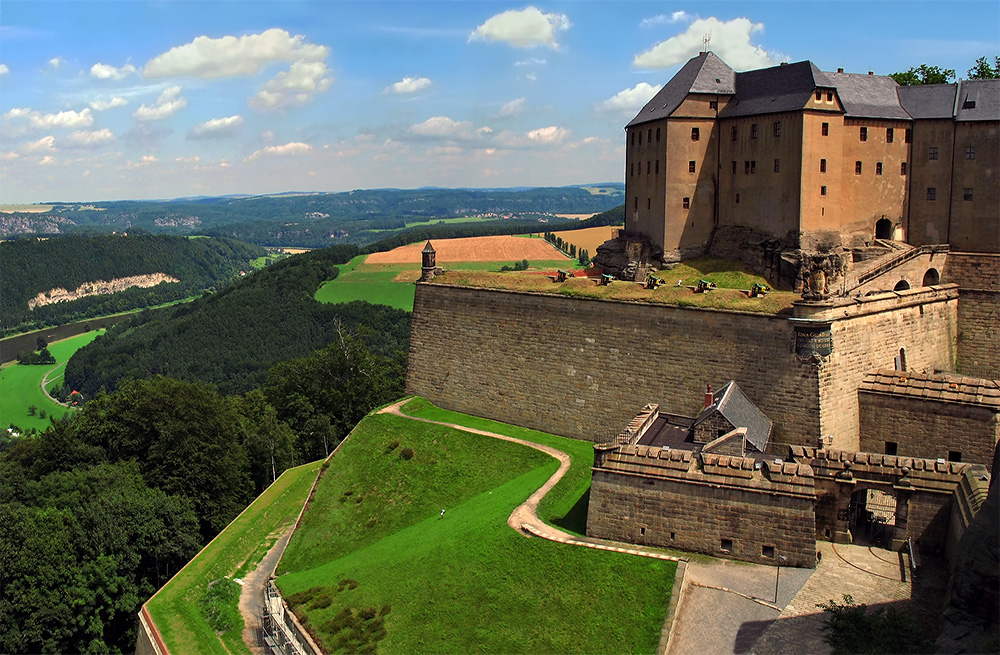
[365,235,568,264]
[548,226,618,254]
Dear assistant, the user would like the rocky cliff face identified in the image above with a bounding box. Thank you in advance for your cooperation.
[937,444,1000,654]
[0,213,75,236]
[27,273,181,309]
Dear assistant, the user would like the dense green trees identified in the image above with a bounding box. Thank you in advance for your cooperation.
[968,56,1000,79]
[1,234,263,335]
[890,57,1000,85]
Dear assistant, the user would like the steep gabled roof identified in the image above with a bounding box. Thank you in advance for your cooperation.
[955,79,1000,121]
[821,71,911,120]
[897,83,958,119]
[719,61,832,118]
[693,381,773,452]
[628,52,735,127]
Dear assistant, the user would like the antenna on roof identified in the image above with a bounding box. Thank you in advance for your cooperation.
[702,32,712,53]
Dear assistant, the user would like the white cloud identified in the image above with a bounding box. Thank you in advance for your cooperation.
[23,136,56,153]
[526,125,569,143]
[245,141,312,161]
[514,57,546,66]
[90,96,128,111]
[0,64,8,75]
[39,155,57,166]
[248,60,332,110]
[384,76,432,94]
[640,11,693,28]
[499,97,526,117]
[410,116,476,139]
[260,130,276,142]
[141,155,159,163]
[0,150,19,160]
[6,107,95,129]
[144,28,328,79]
[90,62,137,80]
[634,17,775,70]
[49,57,65,69]
[525,72,538,82]
[188,114,244,139]
[600,82,662,112]
[133,86,187,121]
[470,7,571,48]
[63,128,115,149]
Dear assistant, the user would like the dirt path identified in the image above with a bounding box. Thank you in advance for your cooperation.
[40,363,70,407]
[239,528,294,654]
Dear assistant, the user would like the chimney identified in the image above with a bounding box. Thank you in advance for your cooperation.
[704,384,714,408]
[780,62,787,66]
[868,71,874,76]
[837,67,844,73]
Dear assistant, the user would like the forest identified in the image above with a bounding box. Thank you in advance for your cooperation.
[1,234,263,336]
[2,185,623,247]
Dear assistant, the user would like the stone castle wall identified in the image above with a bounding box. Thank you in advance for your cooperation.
[586,446,817,567]
[945,253,1000,378]
[407,283,820,444]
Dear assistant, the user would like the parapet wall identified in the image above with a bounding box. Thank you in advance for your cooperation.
[407,283,819,443]
[587,445,817,567]
[945,253,999,378]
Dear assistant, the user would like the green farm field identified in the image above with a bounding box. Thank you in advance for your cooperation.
[146,460,323,655]
[276,398,675,654]
[0,331,102,431]
[315,255,583,312]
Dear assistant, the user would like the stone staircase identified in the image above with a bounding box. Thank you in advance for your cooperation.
[842,241,949,294]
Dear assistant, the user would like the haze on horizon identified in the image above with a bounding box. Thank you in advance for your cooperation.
[1,1,997,204]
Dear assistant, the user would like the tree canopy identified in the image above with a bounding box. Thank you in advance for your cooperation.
[968,56,1000,79]
[889,64,956,86]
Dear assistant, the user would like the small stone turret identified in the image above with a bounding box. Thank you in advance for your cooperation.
[420,241,437,282]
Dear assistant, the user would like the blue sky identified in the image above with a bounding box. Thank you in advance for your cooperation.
[1,1,997,203]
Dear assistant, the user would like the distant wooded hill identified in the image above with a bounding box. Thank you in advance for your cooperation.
[1,185,624,247]
[65,245,411,398]
[1,235,263,335]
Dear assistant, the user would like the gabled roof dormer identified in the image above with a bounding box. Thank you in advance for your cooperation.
[628,51,735,128]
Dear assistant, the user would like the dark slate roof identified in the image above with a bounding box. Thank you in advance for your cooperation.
[693,381,773,452]
[860,369,1000,408]
[821,71,911,120]
[718,61,828,118]
[628,52,735,127]
[422,240,435,253]
[955,79,1000,121]
[897,83,958,119]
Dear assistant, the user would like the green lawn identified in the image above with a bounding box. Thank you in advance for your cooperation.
[276,400,675,654]
[315,257,585,312]
[145,460,323,655]
[0,331,102,432]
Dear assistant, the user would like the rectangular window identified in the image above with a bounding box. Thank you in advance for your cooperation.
[691,127,699,141]
[905,128,912,143]
[822,122,829,136]
[683,197,690,209]
[927,187,937,201]
[885,442,898,456]
[647,197,651,210]
[773,121,781,137]
[655,160,660,174]
[901,162,907,175]
[929,146,939,160]
[721,538,733,553]
[855,161,863,175]
[816,90,822,101]
[647,161,650,174]
[750,160,756,174]
[820,158,827,173]
[688,160,695,174]
[634,197,637,210]
[709,100,718,110]
[648,128,652,143]
[631,131,635,146]
[876,162,883,175]
[774,158,780,172]
[735,193,740,204]
[860,126,868,142]
[656,127,661,142]
[751,123,758,139]
[886,128,894,143]
[949,451,963,462]
[638,131,642,145]
[731,125,738,141]
[821,186,827,195]
[629,162,633,177]
[744,160,750,174]
[731,160,737,174]
[966,146,975,160]
[964,188,973,201]
[827,91,833,101]
[762,545,775,558]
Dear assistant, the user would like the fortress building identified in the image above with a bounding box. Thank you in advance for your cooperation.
[612,52,999,289]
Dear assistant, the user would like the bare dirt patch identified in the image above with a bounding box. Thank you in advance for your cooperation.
[554,214,595,220]
[392,270,422,283]
[365,235,570,264]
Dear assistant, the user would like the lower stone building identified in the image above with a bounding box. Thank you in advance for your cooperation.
[859,369,1000,471]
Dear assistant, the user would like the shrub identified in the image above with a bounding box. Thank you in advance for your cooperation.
[818,594,929,654]
[400,447,415,460]
[385,439,400,453]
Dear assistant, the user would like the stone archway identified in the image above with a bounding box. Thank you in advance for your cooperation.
[875,218,894,240]
[848,488,898,548]
[894,280,910,291]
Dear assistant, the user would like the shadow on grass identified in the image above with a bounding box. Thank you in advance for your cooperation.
[550,487,590,535]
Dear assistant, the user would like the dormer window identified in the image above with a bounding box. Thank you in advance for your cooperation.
[963,99,977,109]
[709,100,718,110]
